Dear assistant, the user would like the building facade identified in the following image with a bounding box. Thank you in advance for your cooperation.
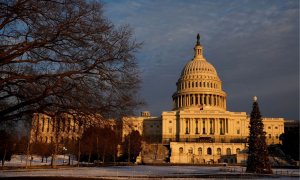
[30,113,116,145]
[31,34,286,165]
[125,34,285,164]
[122,111,162,143]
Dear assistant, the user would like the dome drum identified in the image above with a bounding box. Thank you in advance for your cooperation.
[172,93,226,111]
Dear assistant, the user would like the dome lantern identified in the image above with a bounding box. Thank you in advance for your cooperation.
[194,33,204,60]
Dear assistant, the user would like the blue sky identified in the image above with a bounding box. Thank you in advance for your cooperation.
[103,0,299,120]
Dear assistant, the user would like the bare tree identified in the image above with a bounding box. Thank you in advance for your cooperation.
[0,0,142,125]
[0,130,15,167]
[80,126,119,164]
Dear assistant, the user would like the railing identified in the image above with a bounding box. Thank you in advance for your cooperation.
[162,137,248,144]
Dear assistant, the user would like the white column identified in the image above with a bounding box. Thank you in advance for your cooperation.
[193,94,196,105]
[199,118,202,134]
[215,118,219,135]
[212,119,214,134]
[206,119,209,134]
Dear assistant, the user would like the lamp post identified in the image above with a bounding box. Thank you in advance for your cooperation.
[63,146,67,165]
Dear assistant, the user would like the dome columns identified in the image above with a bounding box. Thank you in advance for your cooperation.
[173,93,226,110]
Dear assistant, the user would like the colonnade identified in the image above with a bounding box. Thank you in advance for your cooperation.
[174,94,226,109]
[182,118,229,135]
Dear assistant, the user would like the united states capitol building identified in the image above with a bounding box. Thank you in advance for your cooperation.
[123,34,285,164]
[31,35,288,165]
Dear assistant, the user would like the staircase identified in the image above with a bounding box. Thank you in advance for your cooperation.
[141,143,169,164]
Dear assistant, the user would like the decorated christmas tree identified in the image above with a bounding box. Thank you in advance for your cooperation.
[246,96,272,174]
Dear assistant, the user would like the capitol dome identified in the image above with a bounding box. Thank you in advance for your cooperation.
[172,34,227,111]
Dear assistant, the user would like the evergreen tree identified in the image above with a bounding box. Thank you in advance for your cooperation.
[246,96,272,174]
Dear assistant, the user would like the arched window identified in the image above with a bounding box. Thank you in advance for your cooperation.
[188,148,193,154]
[198,147,202,155]
[196,82,198,87]
[207,147,212,155]
[179,147,183,154]
[192,82,194,88]
[226,148,231,155]
[200,82,202,87]
[217,148,221,155]
[236,148,240,154]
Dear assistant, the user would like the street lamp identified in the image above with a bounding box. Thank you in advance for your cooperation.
[63,146,67,165]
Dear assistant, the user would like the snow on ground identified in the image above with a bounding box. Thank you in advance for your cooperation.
[1,155,299,179]
[5,155,78,167]
[1,166,299,179]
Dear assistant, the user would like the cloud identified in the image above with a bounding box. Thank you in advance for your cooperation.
[103,0,299,120]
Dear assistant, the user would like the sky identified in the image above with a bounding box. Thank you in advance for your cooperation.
[103,0,299,120]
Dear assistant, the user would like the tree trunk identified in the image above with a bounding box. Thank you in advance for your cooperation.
[77,140,81,167]
[41,156,44,163]
[68,155,71,165]
[25,140,30,168]
[51,136,59,168]
[102,146,106,163]
[96,137,99,165]
[88,152,91,164]
[51,154,54,167]
[46,157,48,163]
[2,148,6,167]
[128,137,130,163]
[30,156,32,166]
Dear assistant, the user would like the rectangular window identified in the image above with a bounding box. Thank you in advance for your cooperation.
[203,120,206,134]
[195,120,199,134]
[169,128,172,134]
[185,120,189,134]
[52,120,55,132]
[210,120,213,134]
[47,118,50,132]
